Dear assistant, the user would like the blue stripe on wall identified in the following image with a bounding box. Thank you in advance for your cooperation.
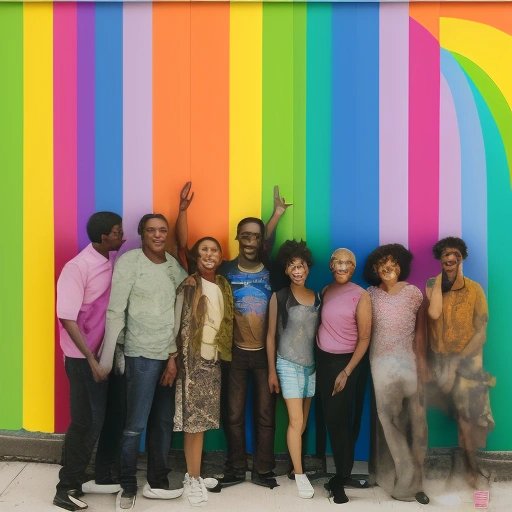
[330,2,379,462]
[440,50,487,291]
[95,3,123,215]
[331,3,380,284]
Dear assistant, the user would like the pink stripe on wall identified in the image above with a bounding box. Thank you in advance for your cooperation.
[122,3,153,251]
[439,74,462,238]
[379,3,409,247]
[53,3,77,432]
[408,18,440,287]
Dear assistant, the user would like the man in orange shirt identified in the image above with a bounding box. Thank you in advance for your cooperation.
[425,237,495,487]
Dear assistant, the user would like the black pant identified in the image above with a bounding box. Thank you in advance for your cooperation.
[224,346,276,474]
[316,348,361,479]
[57,358,108,492]
[94,373,126,483]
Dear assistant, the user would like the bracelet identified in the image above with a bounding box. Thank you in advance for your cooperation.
[343,369,350,377]
[169,352,179,359]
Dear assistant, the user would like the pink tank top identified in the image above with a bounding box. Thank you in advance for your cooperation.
[317,281,363,354]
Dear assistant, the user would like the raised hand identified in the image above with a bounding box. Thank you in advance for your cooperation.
[273,185,292,216]
[180,181,194,211]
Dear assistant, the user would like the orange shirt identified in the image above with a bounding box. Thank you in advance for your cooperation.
[427,277,488,354]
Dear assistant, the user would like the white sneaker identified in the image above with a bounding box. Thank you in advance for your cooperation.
[295,473,314,499]
[186,475,208,506]
[82,480,121,494]
[142,482,183,499]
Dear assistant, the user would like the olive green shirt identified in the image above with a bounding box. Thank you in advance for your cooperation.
[100,249,188,369]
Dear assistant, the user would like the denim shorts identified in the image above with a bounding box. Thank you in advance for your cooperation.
[276,356,316,399]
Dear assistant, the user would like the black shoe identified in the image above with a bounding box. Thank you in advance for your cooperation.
[53,490,88,511]
[218,472,246,487]
[324,476,349,504]
[251,471,279,489]
[415,491,430,505]
[68,489,85,499]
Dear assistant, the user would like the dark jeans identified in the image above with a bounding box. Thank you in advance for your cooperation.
[316,347,361,479]
[225,346,276,474]
[94,373,126,483]
[120,356,175,493]
[57,357,108,492]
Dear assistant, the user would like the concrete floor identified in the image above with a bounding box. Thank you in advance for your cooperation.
[1,460,511,512]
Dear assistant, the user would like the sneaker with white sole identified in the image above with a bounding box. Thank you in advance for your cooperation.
[185,474,208,506]
[295,473,314,499]
[115,490,136,511]
[82,480,121,494]
[142,482,183,499]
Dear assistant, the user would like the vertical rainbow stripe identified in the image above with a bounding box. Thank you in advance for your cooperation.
[1,1,512,454]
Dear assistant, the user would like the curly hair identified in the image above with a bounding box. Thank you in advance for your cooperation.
[363,243,412,286]
[432,237,468,260]
[277,240,313,268]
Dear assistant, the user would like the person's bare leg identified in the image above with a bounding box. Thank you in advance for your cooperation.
[285,399,304,474]
[184,432,205,478]
[301,398,312,436]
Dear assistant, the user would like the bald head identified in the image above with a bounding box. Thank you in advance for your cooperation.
[330,248,356,284]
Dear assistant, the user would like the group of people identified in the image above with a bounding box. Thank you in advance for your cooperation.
[53,182,495,511]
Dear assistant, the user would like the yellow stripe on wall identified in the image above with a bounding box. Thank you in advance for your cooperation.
[229,3,262,258]
[23,3,55,432]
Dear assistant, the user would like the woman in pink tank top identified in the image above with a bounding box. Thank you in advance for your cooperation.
[316,248,372,504]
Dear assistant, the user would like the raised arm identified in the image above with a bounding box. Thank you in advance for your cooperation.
[266,293,280,394]
[265,185,291,242]
[175,181,194,252]
[332,291,372,395]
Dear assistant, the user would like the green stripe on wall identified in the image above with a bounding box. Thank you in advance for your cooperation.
[292,4,307,241]
[306,4,332,286]
[263,3,294,249]
[454,53,512,451]
[0,3,24,429]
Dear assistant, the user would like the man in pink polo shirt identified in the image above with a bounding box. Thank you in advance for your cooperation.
[54,212,124,512]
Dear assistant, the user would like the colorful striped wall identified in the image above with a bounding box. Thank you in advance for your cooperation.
[1,1,512,455]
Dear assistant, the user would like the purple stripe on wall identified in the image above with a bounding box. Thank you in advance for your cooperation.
[122,3,153,252]
[77,3,95,249]
[379,3,409,247]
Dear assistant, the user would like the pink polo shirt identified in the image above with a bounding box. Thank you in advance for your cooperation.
[56,243,114,358]
[317,281,364,354]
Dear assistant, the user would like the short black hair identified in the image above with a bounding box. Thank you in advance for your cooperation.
[277,240,313,268]
[236,217,265,236]
[86,211,122,243]
[187,236,222,274]
[432,237,468,260]
[137,213,168,236]
[363,243,412,286]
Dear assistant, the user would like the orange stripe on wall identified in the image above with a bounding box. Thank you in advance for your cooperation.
[153,2,192,252]
[440,3,512,36]
[189,2,230,250]
[410,2,440,40]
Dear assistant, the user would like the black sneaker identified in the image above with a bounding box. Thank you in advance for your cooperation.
[53,490,88,511]
[324,476,349,504]
[251,471,279,489]
[218,472,246,487]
